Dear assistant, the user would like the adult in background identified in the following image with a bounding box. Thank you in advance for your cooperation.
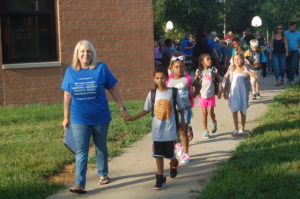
[62,40,129,194]
[224,31,235,42]
[192,23,212,72]
[255,30,268,77]
[269,25,288,86]
[181,33,194,56]
[285,22,300,84]
[241,31,247,41]
[244,29,255,47]
[161,38,175,69]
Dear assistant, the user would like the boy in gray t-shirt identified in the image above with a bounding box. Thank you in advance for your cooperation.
[126,67,184,190]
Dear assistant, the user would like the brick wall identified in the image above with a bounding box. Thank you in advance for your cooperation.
[0,0,154,105]
[58,0,154,100]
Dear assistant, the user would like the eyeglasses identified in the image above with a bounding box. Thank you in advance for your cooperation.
[277,27,283,30]
[171,55,185,61]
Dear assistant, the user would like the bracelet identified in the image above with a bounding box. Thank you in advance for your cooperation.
[119,107,126,111]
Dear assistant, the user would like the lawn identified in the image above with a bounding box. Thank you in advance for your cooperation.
[198,81,300,199]
[0,101,151,199]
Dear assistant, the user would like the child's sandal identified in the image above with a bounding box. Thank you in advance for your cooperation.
[98,176,110,185]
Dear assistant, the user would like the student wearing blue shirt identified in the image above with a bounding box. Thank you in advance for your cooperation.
[181,33,194,56]
[62,40,129,194]
[285,22,300,84]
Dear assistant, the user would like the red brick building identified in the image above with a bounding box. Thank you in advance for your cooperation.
[0,0,154,106]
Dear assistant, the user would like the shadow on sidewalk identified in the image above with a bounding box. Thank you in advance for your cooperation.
[86,152,229,195]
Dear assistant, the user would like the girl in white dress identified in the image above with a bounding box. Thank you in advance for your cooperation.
[224,53,258,136]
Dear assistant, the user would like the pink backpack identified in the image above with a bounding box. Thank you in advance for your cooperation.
[166,74,194,107]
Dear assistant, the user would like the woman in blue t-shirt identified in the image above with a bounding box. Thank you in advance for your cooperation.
[61,40,129,194]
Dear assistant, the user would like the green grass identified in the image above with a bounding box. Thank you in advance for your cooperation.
[0,101,151,199]
[198,81,300,199]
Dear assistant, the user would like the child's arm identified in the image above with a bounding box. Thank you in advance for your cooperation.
[194,73,200,81]
[178,109,185,130]
[126,110,149,121]
[192,80,200,98]
[243,66,258,79]
[216,73,223,99]
[223,75,230,100]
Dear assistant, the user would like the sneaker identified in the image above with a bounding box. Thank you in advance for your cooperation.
[238,129,245,134]
[211,122,217,134]
[170,159,179,178]
[280,79,284,85]
[252,93,256,100]
[180,153,190,164]
[69,185,86,194]
[203,130,210,138]
[153,174,166,190]
[175,143,183,157]
[232,129,239,137]
[256,92,261,99]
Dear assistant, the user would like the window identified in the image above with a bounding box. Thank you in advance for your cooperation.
[0,0,57,64]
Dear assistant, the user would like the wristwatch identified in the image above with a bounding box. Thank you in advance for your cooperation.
[119,107,126,111]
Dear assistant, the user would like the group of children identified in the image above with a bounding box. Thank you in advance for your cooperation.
[125,40,260,190]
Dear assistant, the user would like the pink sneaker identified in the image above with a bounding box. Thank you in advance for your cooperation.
[175,143,183,157]
[180,153,190,164]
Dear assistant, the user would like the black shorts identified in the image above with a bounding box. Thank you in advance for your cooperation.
[152,141,176,159]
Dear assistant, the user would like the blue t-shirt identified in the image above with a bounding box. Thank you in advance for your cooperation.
[285,30,300,51]
[61,62,118,125]
[181,39,193,56]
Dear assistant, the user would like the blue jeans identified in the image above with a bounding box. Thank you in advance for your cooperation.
[272,53,286,81]
[71,123,109,188]
[286,50,298,81]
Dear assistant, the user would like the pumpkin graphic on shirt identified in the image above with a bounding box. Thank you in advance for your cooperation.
[155,99,172,121]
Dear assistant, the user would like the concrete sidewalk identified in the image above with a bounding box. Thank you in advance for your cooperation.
[47,75,291,199]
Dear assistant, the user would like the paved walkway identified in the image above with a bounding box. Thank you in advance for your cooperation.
[48,75,291,199]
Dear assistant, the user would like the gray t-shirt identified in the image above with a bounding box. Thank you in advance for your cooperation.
[144,88,184,142]
[167,76,195,108]
[196,67,217,99]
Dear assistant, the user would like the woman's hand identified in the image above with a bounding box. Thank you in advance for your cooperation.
[121,110,130,121]
[62,118,70,131]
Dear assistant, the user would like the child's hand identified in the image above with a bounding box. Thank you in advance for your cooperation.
[223,92,228,100]
[179,121,185,130]
[124,114,133,121]
[192,92,198,98]
[217,92,222,99]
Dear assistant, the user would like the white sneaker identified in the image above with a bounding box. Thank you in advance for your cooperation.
[256,92,261,99]
[175,143,183,157]
[180,153,190,164]
[232,129,239,137]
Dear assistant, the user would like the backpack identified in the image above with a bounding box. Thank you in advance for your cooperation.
[165,74,194,107]
[150,87,179,131]
[196,66,219,95]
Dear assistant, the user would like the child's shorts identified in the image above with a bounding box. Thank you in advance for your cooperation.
[250,69,261,83]
[179,106,193,124]
[152,141,176,159]
[199,96,216,107]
